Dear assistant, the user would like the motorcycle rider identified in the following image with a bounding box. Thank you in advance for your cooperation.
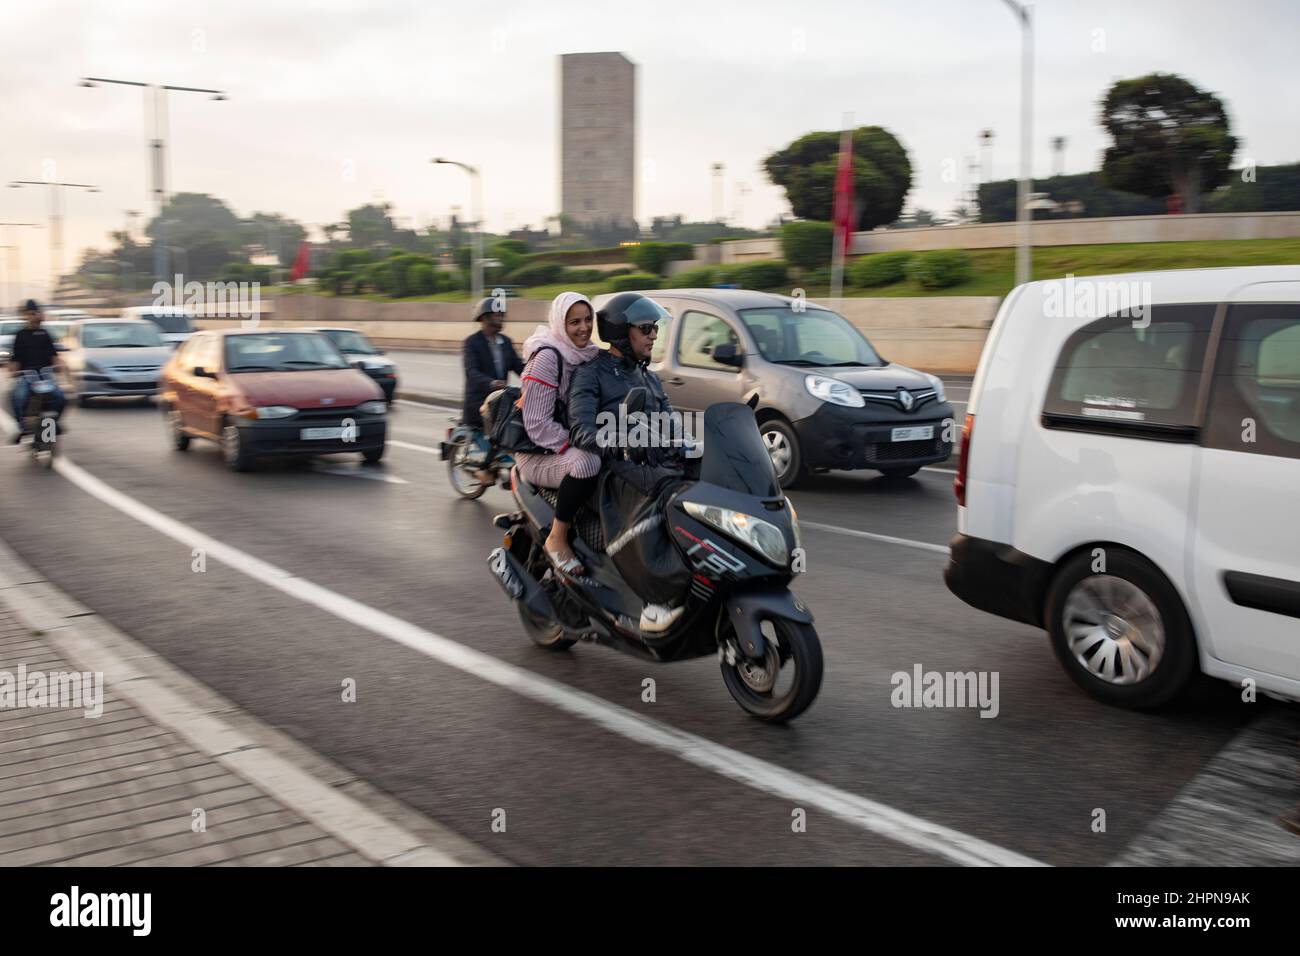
[8,299,67,443]
[462,293,523,478]
[567,292,689,633]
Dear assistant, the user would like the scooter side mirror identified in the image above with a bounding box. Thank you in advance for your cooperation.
[624,386,648,414]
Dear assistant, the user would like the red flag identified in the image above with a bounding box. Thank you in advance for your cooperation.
[288,241,312,282]
[831,128,855,256]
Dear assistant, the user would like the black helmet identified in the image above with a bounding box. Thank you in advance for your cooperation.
[472,295,506,321]
[23,299,40,314]
[596,292,669,350]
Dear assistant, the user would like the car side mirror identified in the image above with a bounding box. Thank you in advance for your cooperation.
[712,343,743,368]
[623,386,648,414]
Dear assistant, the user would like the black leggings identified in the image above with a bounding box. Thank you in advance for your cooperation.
[554,473,598,524]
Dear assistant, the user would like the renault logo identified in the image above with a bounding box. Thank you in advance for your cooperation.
[897,388,915,411]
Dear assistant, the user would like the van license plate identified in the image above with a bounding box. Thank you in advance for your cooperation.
[301,426,346,440]
[891,425,933,442]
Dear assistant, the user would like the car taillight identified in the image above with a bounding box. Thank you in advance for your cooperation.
[955,414,974,507]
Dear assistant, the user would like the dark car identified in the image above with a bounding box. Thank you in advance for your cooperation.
[159,329,388,471]
[593,289,956,487]
[310,327,398,401]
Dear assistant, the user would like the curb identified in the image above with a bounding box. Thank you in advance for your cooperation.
[0,536,504,867]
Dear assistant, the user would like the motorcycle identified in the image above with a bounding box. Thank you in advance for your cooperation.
[441,421,514,499]
[487,391,823,723]
[19,367,61,469]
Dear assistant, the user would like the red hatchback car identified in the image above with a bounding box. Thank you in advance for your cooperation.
[160,329,388,471]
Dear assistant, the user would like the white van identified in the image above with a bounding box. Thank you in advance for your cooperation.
[945,266,1300,708]
[120,306,197,348]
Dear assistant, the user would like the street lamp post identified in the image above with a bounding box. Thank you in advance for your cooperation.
[8,181,98,295]
[0,222,40,306]
[80,77,227,283]
[1001,0,1034,287]
[432,158,484,301]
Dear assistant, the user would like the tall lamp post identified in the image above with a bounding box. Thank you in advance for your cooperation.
[0,222,41,305]
[432,158,484,301]
[79,77,227,283]
[1000,0,1034,286]
[8,181,98,295]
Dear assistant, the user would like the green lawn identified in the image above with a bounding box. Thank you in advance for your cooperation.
[272,237,1300,305]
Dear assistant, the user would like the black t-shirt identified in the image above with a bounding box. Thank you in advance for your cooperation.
[11,327,58,370]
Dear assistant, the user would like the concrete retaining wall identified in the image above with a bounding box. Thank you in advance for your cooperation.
[196,292,999,373]
[716,210,1300,262]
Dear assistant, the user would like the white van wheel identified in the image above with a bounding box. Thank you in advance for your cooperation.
[1045,549,1196,709]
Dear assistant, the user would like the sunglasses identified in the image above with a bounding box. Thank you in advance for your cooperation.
[632,322,659,336]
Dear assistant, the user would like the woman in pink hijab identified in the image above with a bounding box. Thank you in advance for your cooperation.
[514,291,602,573]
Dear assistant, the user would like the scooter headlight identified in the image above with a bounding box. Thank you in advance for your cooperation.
[682,501,789,567]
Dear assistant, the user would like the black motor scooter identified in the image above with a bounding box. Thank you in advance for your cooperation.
[487,392,822,723]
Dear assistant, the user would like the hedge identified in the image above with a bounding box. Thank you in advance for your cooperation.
[506,261,566,287]
[907,249,972,289]
[781,220,834,270]
[665,266,716,288]
[628,241,695,275]
[848,251,914,288]
[609,273,661,292]
[721,259,788,290]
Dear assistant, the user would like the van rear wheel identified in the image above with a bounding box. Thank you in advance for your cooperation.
[1045,549,1197,709]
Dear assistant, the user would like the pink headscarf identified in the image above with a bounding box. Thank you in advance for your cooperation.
[523,291,600,367]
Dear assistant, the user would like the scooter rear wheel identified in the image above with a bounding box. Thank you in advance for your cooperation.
[720,617,823,723]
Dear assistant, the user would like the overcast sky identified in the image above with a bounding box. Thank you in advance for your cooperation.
[3,0,1298,301]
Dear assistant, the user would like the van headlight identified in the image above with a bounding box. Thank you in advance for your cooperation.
[682,500,789,567]
[804,374,865,408]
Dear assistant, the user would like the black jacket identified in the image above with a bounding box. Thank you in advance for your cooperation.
[462,329,523,426]
[568,349,673,456]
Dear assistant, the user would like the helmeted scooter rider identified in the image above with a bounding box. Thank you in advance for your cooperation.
[568,292,690,633]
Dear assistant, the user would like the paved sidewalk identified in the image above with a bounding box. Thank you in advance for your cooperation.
[0,602,372,866]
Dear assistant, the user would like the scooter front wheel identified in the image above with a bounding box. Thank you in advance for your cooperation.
[720,617,823,723]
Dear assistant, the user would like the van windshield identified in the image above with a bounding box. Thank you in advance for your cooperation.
[737,307,883,368]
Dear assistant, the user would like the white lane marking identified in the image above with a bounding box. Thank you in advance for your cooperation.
[395,398,457,410]
[46,455,1036,866]
[388,439,439,455]
[312,463,409,484]
[800,520,951,555]
[920,466,958,475]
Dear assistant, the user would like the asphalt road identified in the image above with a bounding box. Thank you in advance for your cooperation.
[0,375,1276,866]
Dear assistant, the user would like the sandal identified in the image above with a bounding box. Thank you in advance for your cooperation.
[544,545,585,576]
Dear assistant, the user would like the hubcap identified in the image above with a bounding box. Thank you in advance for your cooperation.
[1062,575,1165,685]
[736,641,782,694]
[762,429,792,478]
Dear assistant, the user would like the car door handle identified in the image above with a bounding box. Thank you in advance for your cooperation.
[665,377,684,386]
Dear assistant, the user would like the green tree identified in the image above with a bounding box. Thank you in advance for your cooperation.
[144,193,245,279]
[1099,72,1237,214]
[239,212,307,268]
[763,126,912,230]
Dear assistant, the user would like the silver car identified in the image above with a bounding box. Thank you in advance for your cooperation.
[594,289,956,487]
[0,318,22,363]
[63,318,173,405]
